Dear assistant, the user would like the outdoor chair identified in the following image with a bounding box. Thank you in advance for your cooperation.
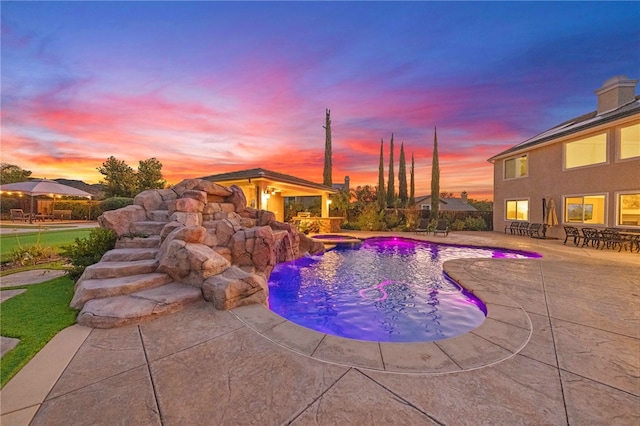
[505,222,519,235]
[563,226,582,246]
[10,209,29,222]
[600,229,628,252]
[581,228,602,248]
[432,219,449,236]
[528,223,543,238]
[415,218,430,235]
[518,222,530,236]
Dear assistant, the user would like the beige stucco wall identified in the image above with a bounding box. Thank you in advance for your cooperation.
[493,118,640,239]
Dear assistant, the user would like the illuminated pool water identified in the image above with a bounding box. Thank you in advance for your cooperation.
[268,237,541,342]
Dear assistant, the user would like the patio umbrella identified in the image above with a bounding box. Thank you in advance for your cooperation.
[0,179,92,223]
[545,198,559,227]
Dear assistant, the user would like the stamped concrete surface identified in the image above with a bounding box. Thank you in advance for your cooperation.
[1,231,638,425]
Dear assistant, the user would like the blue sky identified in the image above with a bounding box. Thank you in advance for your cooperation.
[2,1,639,199]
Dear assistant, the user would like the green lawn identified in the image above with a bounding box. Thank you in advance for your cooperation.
[0,275,78,388]
[0,228,93,262]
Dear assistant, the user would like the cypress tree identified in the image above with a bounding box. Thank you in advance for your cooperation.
[377,138,386,209]
[322,108,332,187]
[409,153,415,207]
[430,127,440,217]
[398,142,408,206]
[386,133,395,207]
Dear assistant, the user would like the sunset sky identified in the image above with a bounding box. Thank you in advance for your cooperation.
[2,2,638,200]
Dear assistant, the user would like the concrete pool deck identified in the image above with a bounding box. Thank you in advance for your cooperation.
[1,231,638,425]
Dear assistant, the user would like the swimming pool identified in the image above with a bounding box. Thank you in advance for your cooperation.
[268,237,540,343]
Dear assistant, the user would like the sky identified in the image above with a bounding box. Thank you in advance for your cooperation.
[1,2,639,201]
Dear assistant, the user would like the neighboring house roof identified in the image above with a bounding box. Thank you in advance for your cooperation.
[488,94,640,161]
[413,195,478,212]
[200,168,336,193]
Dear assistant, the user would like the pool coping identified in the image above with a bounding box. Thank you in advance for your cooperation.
[231,257,534,375]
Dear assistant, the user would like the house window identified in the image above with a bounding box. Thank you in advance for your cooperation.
[504,155,527,179]
[617,192,640,227]
[564,195,606,225]
[506,199,528,221]
[620,123,640,160]
[564,133,607,169]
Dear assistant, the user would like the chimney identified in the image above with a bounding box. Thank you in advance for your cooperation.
[344,176,350,192]
[461,191,468,204]
[595,75,638,115]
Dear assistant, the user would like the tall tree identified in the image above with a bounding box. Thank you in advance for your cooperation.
[409,153,415,207]
[137,157,166,191]
[398,142,408,206]
[430,128,440,217]
[97,156,137,198]
[386,133,395,207]
[0,163,32,184]
[322,108,332,187]
[377,138,385,209]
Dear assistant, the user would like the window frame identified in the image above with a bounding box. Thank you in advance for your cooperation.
[505,198,529,221]
[615,190,640,228]
[503,154,528,180]
[563,193,607,226]
[563,131,609,171]
[616,121,640,162]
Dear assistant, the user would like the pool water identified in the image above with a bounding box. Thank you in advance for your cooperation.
[268,237,540,343]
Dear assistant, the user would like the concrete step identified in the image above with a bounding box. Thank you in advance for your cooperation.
[148,210,170,222]
[70,272,172,309]
[115,236,161,249]
[81,259,159,280]
[101,248,158,262]
[131,221,167,236]
[76,283,204,328]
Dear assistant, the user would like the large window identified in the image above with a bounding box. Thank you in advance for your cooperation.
[504,155,527,179]
[617,192,640,227]
[565,133,607,169]
[619,123,640,160]
[564,195,606,225]
[506,199,528,221]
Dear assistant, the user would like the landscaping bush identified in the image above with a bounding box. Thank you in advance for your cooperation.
[50,200,101,220]
[450,219,466,231]
[63,228,117,281]
[10,243,58,267]
[98,197,134,212]
[465,216,488,231]
[356,204,385,231]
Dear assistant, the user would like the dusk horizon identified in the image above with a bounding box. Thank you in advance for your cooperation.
[2,2,639,201]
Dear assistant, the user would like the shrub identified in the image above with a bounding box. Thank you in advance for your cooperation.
[63,228,117,281]
[356,204,385,231]
[50,200,101,220]
[465,216,488,231]
[99,197,134,212]
[450,219,466,231]
[10,243,58,266]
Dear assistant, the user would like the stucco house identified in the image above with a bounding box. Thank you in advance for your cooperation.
[488,75,640,239]
[412,192,478,212]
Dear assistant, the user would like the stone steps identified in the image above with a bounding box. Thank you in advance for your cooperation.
[76,282,203,328]
[115,236,161,249]
[101,248,158,262]
[70,272,172,309]
[148,210,170,222]
[81,259,159,280]
[132,221,167,236]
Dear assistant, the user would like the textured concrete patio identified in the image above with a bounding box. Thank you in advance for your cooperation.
[1,231,638,425]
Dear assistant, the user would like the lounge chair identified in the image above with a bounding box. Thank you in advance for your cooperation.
[432,219,449,236]
[414,218,430,235]
[528,223,543,238]
[518,222,530,236]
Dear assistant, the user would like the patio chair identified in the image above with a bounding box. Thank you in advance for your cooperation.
[432,219,449,236]
[505,222,519,235]
[518,222,530,236]
[581,228,602,248]
[414,218,430,235]
[599,229,628,252]
[563,226,582,246]
[528,223,543,238]
[10,209,29,222]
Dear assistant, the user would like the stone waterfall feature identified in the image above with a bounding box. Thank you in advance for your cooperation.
[71,178,325,328]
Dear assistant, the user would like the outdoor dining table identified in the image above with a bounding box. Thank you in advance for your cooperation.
[618,231,640,253]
